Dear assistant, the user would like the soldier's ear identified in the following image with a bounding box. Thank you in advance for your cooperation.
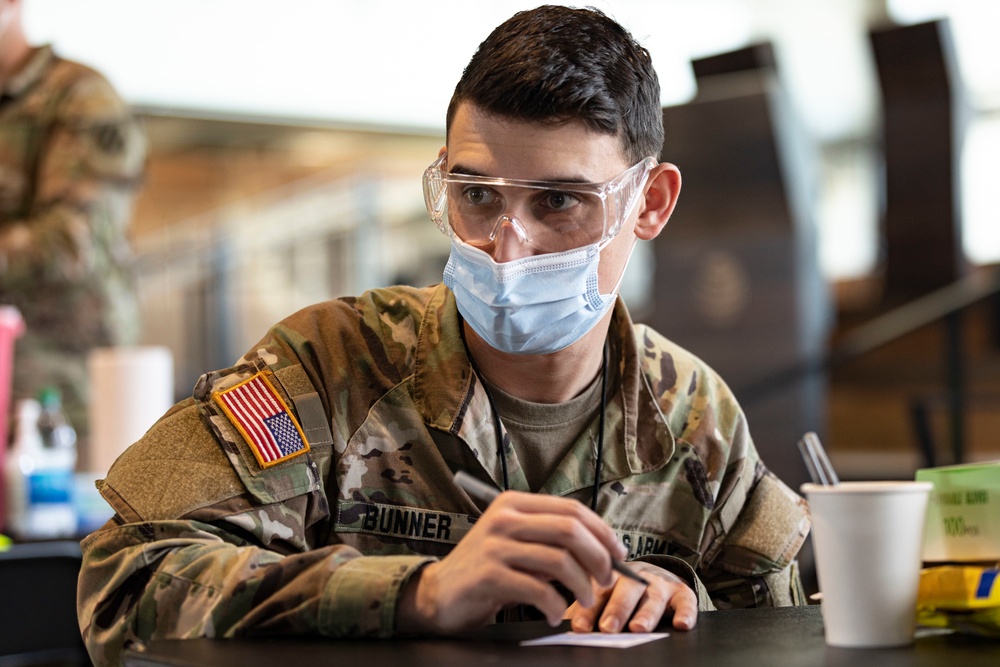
[635,163,681,241]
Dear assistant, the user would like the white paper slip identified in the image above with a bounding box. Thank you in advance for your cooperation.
[520,631,670,648]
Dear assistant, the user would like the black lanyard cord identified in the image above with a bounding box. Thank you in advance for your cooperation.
[466,337,609,507]
[460,325,610,623]
[590,341,609,512]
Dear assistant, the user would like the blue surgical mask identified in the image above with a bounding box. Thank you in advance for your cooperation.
[443,237,630,354]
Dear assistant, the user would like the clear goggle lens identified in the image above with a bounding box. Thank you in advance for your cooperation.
[423,154,656,253]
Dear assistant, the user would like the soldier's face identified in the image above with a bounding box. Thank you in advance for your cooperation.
[445,102,641,293]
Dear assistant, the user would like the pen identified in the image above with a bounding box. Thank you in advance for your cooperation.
[453,470,649,586]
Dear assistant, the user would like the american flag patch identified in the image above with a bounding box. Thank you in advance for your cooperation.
[213,372,309,468]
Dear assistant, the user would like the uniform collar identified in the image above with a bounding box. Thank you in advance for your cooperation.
[411,285,675,491]
[609,298,677,476]
[3,44,55,99]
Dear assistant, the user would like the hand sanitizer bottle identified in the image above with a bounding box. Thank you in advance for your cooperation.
[5,389,78,539]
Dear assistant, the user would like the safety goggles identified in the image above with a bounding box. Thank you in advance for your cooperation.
[423,154,657,254]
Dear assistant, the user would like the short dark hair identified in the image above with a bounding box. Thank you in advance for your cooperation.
[446,5,663,164]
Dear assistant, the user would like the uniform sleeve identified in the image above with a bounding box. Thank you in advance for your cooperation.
[0,66,144,284]
[635,463,809,611]
[633,322,811,611]
[693,430,811,610]
[77,391,433,667]
[697,460,811,608]
[78,518,431,667]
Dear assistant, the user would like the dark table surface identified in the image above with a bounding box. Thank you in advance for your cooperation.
[123,605,1000,667]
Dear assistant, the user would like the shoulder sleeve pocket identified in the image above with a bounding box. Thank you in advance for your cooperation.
[195,358,325,505]
[711,472,811,577]
[100,400,246,521]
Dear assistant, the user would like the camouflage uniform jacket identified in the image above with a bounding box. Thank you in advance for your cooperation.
[0,45,145,433]
[78,284,810,666]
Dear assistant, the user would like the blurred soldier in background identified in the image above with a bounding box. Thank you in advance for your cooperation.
[0,0,145,439]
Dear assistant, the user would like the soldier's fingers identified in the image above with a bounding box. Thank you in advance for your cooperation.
[626,573,698,633]
[408,555,571,633]
[568,581,614,632]
[486,497,622,586]
[664,583,699,631]
[493,492,627,562]
[504,542,596,608]
[492,570,572,627]
[595,573,648,633]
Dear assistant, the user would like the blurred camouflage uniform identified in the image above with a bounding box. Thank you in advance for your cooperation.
[0,45,145,438]
[78,284,810,666]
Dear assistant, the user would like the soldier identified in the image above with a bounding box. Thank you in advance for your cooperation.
[0,0,145,438]
[78,6,810,666]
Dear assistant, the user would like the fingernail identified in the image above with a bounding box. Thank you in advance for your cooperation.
[600,616,620,633]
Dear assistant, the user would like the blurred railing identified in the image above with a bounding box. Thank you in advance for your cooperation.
[132,168,445,395]
[737,266,1000,466]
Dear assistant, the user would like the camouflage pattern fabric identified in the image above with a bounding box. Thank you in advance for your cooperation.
[0,45,145,437]
[78,284,810,666]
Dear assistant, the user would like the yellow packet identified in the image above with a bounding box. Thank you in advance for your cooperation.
[917,606,1000,638]
[917,565,1000,637]
[918,565,1000,610]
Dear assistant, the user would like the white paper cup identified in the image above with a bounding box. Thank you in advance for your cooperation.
[802,481,932,648]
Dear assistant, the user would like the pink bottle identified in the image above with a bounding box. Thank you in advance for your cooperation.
[0,306,25,533]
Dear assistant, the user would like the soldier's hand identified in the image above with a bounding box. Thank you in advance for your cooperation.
[564,561,698,633]
[396,490,626,634]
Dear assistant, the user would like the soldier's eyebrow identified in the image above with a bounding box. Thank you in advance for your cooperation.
[447,163,488,178]
[447,162,593,184]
